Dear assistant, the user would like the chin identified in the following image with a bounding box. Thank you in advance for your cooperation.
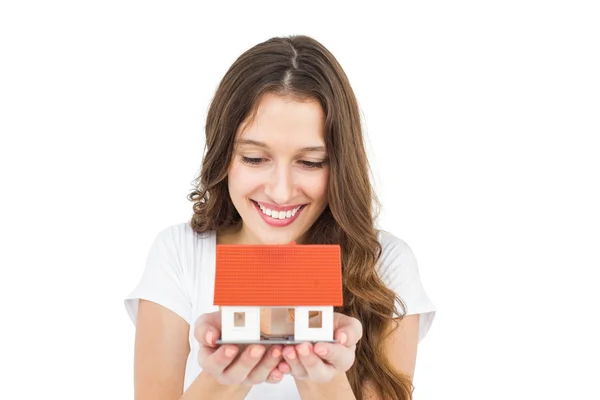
[254,228,300,245]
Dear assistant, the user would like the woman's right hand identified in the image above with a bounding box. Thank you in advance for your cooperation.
[194,311,287,386]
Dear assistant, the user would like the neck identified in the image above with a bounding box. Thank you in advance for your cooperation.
[216,223,306,245]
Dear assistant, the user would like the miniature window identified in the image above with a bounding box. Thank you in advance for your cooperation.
[234,312,246,327]
[308,311,322,328]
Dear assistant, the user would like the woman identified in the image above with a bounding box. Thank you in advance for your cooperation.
[125,35,436,399]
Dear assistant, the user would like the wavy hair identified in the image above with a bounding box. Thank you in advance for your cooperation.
[187,35,412,399]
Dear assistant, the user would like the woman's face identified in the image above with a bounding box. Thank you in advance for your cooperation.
[227,93,329,244]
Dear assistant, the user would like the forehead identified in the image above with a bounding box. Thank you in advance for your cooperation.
[237,93,325,145]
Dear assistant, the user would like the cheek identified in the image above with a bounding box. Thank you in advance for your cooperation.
[228,163,261,196]
[227,164,243,197]
[304,170,329,202]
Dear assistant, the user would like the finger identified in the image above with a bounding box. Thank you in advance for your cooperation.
[199,344,239,376]
[221,345,266,385]
[333,313,363,347]
[265,367,285,384]
[282,344,308,378]
[244,345,284,385]
[277,361,291,374]
[295,342,334,382]
[313,342,356,372]
[194,311,222,347]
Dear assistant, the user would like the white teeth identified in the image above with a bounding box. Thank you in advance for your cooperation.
[257,203,303,220]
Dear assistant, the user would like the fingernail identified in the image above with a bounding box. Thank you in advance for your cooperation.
[272,348,281,358]
[339,332,347,345]
[298,344,309,356]
[315,347,327,356]
[205,331,213,345]
[225,347,237,358]
[272,372,282,381]
[285,350,296,360]
[250,346,265,358]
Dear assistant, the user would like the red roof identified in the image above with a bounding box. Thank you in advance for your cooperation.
[214,243,343,306]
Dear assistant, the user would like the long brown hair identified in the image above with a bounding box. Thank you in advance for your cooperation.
[188,35,412,399]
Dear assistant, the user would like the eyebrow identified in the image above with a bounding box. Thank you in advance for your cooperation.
[235,139,326,153]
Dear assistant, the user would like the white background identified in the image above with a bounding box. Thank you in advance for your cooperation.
[1,1,599,399]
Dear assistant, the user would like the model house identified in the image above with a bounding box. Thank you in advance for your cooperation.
[214,242,343,343]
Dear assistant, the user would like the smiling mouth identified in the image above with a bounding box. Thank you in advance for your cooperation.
[251,200,307,220]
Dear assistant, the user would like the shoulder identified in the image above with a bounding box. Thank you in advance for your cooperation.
[146,222,216,278]
[152,221,214,250]
[375,229,425,304]
[375,230,437,338]
[376,230,417,278]
[155,220,209,240]
[125,221,216,326]
[377,230,411,256]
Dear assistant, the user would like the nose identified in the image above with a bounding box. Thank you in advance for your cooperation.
[264,163,295,205]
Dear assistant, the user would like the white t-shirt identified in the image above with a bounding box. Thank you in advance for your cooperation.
[124,222,436,399]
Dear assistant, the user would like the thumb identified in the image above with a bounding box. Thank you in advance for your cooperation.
[333,312,362,346]
[194,310,222,347]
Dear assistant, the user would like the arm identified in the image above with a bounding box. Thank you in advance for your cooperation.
[362,314,420,399]
[295,372,356,400]
[134,299,250,400]
[381,314,419,380]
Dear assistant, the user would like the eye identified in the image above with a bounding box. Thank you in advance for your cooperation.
[299,160,325,169]
[241,156,266,165]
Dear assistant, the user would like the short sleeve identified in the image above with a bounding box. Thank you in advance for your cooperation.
[377,231,436,342]
[124,225,192,326]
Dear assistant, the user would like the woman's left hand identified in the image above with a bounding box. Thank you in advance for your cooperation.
[278,312,362,383]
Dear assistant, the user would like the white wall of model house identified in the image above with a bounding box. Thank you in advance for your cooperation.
[294,306,334,341]
[221,305,334,341]
[221,306,261,341]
